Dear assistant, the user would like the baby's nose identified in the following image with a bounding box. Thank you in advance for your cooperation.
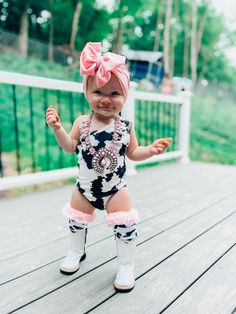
[100,96,111,104]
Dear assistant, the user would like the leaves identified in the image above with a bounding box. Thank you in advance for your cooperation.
[1,0,235,84]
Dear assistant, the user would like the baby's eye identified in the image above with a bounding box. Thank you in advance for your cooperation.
[111,91,120,96]
[94,90,101,94]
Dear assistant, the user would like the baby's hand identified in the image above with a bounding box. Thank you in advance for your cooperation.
[150,137,172,155]
[46,106,61,130]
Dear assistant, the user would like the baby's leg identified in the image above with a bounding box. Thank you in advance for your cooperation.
[106,187,132,213]
[106,187,139,242]
[60,189,95,275]
[64,188,96,232]
[71,188,95,215]
[106,188,139,293]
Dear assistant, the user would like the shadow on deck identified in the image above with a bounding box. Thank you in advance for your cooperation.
[0,162,236,314]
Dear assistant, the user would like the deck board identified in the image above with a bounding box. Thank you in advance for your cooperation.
[0,174,234,285]
[91,214,236,314]
[11,196,236,314]
[164,245,236,314]
[0,162,236,314]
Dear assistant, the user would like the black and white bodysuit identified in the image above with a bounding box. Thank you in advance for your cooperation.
[76,118,132,210]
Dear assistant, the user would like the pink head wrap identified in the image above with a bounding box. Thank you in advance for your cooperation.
[80,42,130,100]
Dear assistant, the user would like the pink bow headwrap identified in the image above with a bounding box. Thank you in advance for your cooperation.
[80,42,130,100]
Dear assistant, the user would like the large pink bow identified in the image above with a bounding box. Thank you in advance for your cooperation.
[80,42,130,99]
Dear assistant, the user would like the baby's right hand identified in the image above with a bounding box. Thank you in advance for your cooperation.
[46,106,61,130]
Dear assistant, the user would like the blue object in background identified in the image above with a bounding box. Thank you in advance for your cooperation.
[128,57,164,87]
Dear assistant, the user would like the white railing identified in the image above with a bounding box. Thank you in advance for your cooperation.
[0,71,191,191]
[124,87,191,172]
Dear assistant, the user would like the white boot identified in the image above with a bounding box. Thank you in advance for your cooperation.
[60,229,87,275]
[114,237,136,292]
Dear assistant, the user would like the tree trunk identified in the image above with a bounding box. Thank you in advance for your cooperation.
[191,2,208,86]
[183,3,190,77]
[18,1,29,57]
[146,1,163,80]
[170,0,178,76]
[196,7,208,59]
[194,7,208,81]
[48,0,54,62]
[183,28,189,77]
[112,0,124,54]
[199,47,210,79]
[70,1,82,53]
[153,0,163,52]
[163,0,172,75]
[190,1,197,86]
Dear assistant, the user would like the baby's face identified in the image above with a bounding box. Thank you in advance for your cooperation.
[86,74,125,119]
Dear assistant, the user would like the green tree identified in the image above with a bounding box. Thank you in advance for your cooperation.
[1,0,236,86]
[18,0,30,57]
[111,0,144,53]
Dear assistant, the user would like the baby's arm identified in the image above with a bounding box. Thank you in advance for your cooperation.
[46,107,81,153]
[126,128,172,161]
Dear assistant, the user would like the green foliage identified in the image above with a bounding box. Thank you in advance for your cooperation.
[77,4,112,50]
[0,51,82,81]
[190,85,236,164]
[52,2,75,45]
[128,10,156,51]
[205,54,236,84]
[1,1,236,84]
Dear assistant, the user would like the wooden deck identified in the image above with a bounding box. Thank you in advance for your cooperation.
[0,162,236,314]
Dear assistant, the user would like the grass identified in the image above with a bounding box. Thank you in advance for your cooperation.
[0,51,82,81]
[190,86,236,165]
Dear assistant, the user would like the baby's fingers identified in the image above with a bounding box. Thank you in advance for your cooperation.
[46,117,56,125]
[46,111,60,122]
[46,106,59,116]
[165,137,172,144]
[155,147,164,154]
[158,138,172,147]
[150,145,164,155]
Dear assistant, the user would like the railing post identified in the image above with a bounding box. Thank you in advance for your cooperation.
[0,129,3,177]
[178,92,191,164]
[122,84,137,175]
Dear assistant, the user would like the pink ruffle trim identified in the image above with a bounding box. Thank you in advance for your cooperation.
[106,209,139,226]
[63,203,96,223]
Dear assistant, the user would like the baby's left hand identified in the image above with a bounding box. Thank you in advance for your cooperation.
[150,137,172,155]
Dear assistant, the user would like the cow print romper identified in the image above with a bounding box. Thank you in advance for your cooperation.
[75,117,132,210]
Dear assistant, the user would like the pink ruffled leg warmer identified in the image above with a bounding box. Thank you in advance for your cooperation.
[106,209,139,242]
[63,203,96,232]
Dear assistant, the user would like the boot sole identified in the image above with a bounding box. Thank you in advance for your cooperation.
[114,284,135,293]
[60,253,86,275]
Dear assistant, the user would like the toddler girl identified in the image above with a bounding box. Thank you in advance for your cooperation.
[46,42,172,293]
